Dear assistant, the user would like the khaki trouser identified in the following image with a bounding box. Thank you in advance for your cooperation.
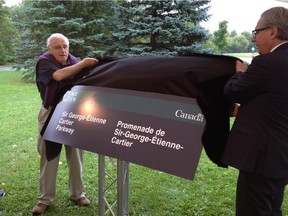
[37,105,86,205]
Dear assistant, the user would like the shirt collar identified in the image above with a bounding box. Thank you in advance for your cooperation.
[270,41,288,52]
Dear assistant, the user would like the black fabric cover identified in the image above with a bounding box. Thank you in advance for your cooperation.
[45,54,237,167]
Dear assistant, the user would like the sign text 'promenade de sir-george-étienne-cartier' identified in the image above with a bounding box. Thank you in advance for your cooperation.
[43,85,205,180]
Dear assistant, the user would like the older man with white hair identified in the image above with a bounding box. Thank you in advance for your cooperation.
[32,33,98,215]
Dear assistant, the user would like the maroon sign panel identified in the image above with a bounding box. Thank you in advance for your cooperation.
[43,85,205,180]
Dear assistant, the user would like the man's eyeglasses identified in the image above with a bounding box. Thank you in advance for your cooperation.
[252,26,271,38]
[50,45,69,51]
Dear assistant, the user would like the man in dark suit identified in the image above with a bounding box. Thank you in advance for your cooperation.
[222,7,288,216]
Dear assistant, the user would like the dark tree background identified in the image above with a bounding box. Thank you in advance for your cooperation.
[13,0,115,80]
[111,0,211,56]
[3,0,212,80]
[0,0,18,64]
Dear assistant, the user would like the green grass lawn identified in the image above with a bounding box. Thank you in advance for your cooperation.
[0,70,287,216]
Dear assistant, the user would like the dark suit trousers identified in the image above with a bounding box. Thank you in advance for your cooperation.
[236,170,288,216]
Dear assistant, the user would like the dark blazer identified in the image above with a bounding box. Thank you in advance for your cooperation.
[222,43,288,178]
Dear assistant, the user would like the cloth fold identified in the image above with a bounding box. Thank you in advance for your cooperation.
[44,54,238,167]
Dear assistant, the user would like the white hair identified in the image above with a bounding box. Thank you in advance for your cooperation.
[47,33,69,47]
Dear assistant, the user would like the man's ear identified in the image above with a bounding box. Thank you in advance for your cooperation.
[270,25,279,39]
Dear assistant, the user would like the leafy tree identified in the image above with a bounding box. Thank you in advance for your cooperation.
[110,0,211,56]
[225,34,249,53]
[206,23,255,54]
[230,30,237,37]
[241,31,255,52]
[211,20,228,54]
[13,0,115,80]
[0,0,19,64]
[0,42,7,65]
[203,33,217,52]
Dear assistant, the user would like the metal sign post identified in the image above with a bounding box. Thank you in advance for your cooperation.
[98,154,129,216]
[117,159,129,216]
